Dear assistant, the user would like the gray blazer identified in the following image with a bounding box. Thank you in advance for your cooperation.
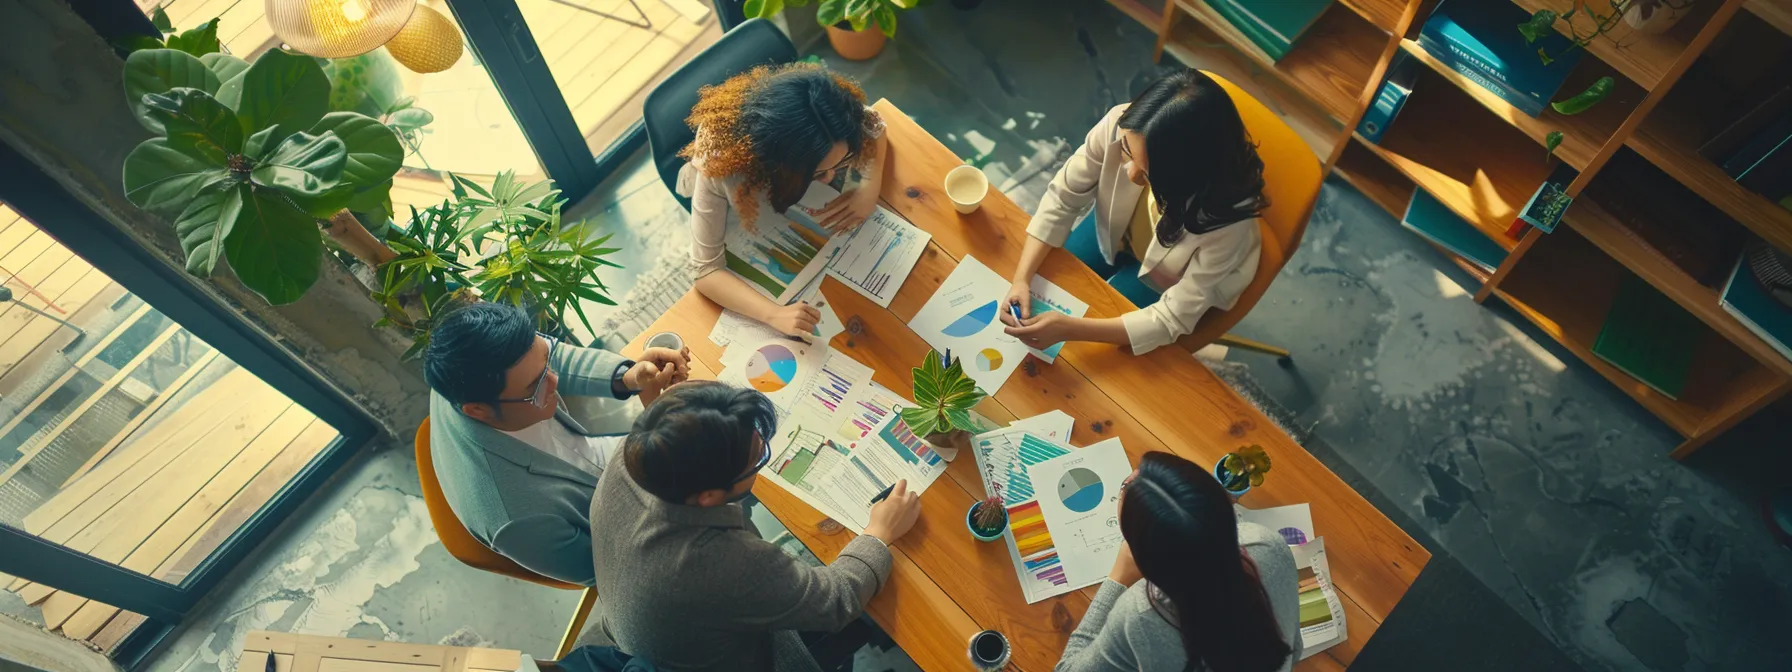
[588,451,893,671]
[428,343,637,586]
[1055,522,1302,672]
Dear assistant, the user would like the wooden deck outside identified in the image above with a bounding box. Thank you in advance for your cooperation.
[0,210,339,651]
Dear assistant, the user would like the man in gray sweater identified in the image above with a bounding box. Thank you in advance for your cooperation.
[588,381,922,671]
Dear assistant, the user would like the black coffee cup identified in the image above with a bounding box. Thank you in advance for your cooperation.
[968,629,1010,670]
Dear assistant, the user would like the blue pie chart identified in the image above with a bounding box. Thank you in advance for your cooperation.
[942,300,999,337]
[1057,467,1104,513]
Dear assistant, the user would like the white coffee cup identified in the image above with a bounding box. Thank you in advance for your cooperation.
[945,165,989,214]
[645,331,684,352]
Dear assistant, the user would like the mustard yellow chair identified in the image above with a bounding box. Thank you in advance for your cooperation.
[1179,71,1324,364]
[415,420,597,659]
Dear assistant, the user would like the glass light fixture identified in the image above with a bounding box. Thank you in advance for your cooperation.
[267,0,416,59]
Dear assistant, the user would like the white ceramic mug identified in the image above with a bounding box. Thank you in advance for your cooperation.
[645,331,684,352]
[945,164,989,214]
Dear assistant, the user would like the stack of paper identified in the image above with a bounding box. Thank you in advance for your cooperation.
[1237,503,1347,658]
[971,427,1131,603]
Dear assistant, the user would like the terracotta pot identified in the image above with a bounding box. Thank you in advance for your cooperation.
[827,23,887,61]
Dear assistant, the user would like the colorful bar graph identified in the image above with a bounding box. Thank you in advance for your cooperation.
[1008,501,1068,587]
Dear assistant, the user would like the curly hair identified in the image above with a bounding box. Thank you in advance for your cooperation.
[679,63,879,228]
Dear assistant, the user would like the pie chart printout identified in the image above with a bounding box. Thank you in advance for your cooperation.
[942,300,999,338]
[976,348,1003,372]
[1057,467,1104,513]
[746,344,800,393]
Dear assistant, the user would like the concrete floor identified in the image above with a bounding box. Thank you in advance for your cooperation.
[16,1,1786,670]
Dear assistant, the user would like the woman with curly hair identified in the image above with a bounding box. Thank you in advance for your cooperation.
[677,63,889,337]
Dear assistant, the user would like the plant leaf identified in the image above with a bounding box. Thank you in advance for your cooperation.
[874,4,897,37]
[151,5,174,32]
[162,18,220,57]
[943,408,974,433]
[226,187,324,304]
[345,180,394,220]
[142,87,242,163]
[122,138,233,218]
[250,131,346,199]
[199,52,250,84]
[817,0,846,26]
[124,49,220,134]
[898,408,937,438]
[385,107,434,131]
[234,48,331,148]
[308,112,402,187]
[1545,130,1564,158]
[173,184,243,275]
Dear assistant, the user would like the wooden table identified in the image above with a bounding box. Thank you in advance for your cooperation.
[624,100,1430,671]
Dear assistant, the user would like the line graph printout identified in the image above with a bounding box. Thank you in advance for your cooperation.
[787,183,930,308]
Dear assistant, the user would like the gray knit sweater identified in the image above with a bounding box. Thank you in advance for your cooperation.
[1054,522,1302,672]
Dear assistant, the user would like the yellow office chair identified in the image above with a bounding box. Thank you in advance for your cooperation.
[415,420,597,659]
[1179,71,1324,365]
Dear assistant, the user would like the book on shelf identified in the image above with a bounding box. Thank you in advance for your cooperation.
[1400,188,1509,273]
[1417,0,1583,118]
[1516,163,1581,234]
[1358,49,1418,144]
[1591,275,1703,399]
[1204,0,1335,62]
[1698,86,1791,165]
[1720,251,1792,364]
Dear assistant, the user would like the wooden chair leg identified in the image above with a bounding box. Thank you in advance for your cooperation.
[555,587,599,660]
[1214,333,1294,367]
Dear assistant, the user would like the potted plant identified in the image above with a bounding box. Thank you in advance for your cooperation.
[743,0,935,61]
[899,349,987,451]
[966,495,1007,541]
[1213,445,1271,497]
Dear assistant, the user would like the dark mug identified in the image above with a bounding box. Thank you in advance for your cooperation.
[968,629,1011,670]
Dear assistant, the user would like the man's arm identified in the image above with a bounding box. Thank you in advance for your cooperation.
[710,534,892,633]
[490,514,595,586]
[550,343,634,400]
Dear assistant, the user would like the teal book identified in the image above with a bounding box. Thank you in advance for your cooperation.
[1206,0,1335,62]
[1400,189,1508,273]
[1592,276,1703,399]
[1720,254,1792,363]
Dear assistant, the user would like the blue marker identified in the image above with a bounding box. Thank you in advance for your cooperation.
[1008,301,1024,324]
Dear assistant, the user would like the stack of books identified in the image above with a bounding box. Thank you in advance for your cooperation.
[1699,88,1792,209]
[1721,246,1792,364]
[1417,0,1583,117]
[1203,0,1336,62]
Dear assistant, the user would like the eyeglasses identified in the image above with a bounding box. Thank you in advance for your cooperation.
[732,438,775,484]
[494,333,558,409]
[812,152,858,181]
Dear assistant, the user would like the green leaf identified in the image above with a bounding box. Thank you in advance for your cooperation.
[151,5,174,33]
[848,12,869,31]
[122,138,233,218]
[302,184,357,219]
[899,407,938,438]
[173,185,243,275]
[162,18,220,57]
[874,4,897,37]
[308,112,402,187]
[142,88,242,164]
[345,180,394,219]
[1517,9,1557,43]
[817,0,846,26]
[242,126,279,160]
[123,49,220,134]
[250,131,346,199]
[943,408,974,433]
[234,49,331,147]
[1537,48,1554,66]
[200,52,250,85]
[385,107,434,131]
[226,187,324,304]
[1545,130,1564,158]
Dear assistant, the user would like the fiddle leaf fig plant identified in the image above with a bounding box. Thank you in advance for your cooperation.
[121,47,404,305]
[900,349,986,438]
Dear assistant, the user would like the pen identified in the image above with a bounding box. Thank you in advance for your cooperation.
[1008,301,1024,324]
[869,483,896,506]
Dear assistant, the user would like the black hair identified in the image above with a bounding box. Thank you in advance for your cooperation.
[623,381,778,503]
[1122,452,1292,672]
[739,66,870,213]
[1118,69,1268,242]
[423,303,537,406]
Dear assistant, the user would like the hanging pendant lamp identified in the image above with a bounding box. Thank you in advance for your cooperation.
[267,0,417,58]
[384,5,464,73]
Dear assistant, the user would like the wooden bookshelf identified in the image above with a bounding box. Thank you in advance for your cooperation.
[1508,0,1717,91]
[1133,0,1791,458]
[1397,38,1640,171]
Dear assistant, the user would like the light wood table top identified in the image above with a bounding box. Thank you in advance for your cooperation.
[625,100,1428,671]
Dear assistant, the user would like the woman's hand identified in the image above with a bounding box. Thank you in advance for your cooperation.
[815,187,879,233]
[1108,542,1142,586]
[1002,311,1075,350]
[766,303,822,338]
[1002,281,1032,322]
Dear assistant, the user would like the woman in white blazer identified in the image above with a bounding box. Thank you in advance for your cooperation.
[1002,70,1266,355]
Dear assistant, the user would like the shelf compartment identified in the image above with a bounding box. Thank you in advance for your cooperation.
[1173,0,1386,123]
[1397,38,1641,171]
[1335,138,1418,215]
[1509,0,1720,91]
[1494,225,1781,437]
[1352,61,1557,250]
[1746,0,1792,36]
[1342,0,1406,33]
[1162,14,1342,158]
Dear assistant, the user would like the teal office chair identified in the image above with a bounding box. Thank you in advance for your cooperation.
[642,18,796,211]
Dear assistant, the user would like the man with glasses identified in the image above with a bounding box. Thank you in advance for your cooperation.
[424,303,690,585]
[587,381,921,671]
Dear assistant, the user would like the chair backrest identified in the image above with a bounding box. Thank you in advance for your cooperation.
[414,420,582,590]
[1180,71,1323,350]
[642,18,797,210]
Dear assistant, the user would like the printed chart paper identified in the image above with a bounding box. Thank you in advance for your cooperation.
[709,287,845,347]
[1024,275,1090,363]
[972,428,1077,603]
[717,337,829,413]
[999,410,1076,445]
[1026,438,1131,590]
[1292,538,1348,658]
[907,255,1031,393]
[1235,503,1316,547]
[722,191,844,304]
[789,183,931,308]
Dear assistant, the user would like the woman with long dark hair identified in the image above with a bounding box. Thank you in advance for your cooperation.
[1056,452,1298,672]
[1002,69,1267,354]
[678,63,889,337]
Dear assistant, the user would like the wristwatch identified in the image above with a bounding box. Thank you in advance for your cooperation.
[609,359,636,400]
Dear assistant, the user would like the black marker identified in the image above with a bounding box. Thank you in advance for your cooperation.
[868,483,896,506]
